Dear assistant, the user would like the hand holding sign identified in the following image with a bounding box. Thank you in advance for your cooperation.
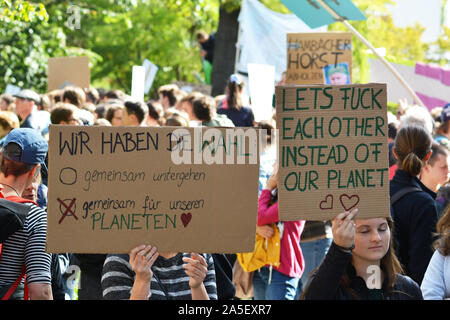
[331,208,358,250]
[265,171,278,190]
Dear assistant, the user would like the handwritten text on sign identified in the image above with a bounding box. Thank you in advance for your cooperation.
[286,32,352,85]
[275,83,389,221]
[47,126,259,254]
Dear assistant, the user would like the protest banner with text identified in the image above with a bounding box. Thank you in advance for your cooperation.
[276,83,389,221]
[47,126,260,254]
[286,32,352,85]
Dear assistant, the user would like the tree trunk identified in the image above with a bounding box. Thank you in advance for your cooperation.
[211,6,240,97]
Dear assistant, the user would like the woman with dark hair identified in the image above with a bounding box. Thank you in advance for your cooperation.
[302,209,422,300]
[421,205,450,299]
[390,125,440,285]
[217,74,254,127]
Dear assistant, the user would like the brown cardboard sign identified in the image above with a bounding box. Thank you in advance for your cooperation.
[275,83,389,221]
[286,32,352,85]
[47,126,259,254]
[47,56,90,91]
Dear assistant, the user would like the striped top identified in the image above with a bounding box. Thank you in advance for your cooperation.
[102,253,217,300]
[0,203,51,286]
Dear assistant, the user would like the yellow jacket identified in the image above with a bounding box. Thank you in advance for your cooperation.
[237,224,281,273]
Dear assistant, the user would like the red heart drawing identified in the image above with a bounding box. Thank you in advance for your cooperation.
[339,194,360,211]
[181,212,192,227]
[319,194,333,210]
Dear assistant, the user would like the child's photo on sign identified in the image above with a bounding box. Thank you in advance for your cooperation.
[323,62,351,85]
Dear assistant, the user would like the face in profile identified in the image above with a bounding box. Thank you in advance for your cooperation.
[180,101,195,121]
[111,109,123,126]
[352,218,390,263]
[329,72,349,85]
[23,169,41,202]
[425,153,450,187]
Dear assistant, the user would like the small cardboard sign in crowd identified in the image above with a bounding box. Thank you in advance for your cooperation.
[286,32,352,85]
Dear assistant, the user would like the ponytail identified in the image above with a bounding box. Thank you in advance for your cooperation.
[394,125,432,176]
[226,74,244,111]
[400,152,424,177]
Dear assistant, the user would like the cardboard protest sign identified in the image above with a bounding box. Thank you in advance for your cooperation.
[47,126,260,254]
[286,32,352,85]
[47,56,90,91]
[276,83,389,221]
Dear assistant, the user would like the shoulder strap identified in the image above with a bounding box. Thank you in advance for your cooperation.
[390,186,422,206]
[1,234,28,301]
[1,265,26,300]
[0,196,35,300]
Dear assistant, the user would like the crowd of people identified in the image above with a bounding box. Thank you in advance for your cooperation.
[0,72,449,301]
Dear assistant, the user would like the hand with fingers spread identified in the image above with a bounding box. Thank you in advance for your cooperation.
[332,208,358,251]
[129,244,159,300]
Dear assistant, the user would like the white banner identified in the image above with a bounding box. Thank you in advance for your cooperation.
[248,63,275,122]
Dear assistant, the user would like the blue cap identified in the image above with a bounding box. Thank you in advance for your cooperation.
[441,103,450,123]
[2,128,48,165]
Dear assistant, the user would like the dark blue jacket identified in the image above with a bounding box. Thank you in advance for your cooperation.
[217,105,254,127]
[390,169,439,285]
[303,242,423,300]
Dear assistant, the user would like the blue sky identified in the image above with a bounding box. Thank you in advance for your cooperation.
[388,0,444,43]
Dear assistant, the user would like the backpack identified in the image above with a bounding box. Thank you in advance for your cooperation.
[0,198,31,243]
[0,195,38,300]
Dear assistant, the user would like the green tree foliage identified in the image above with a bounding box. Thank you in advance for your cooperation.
[431,26,450,66]
[0,1,66,92]
[1,0,48,22]
[1,0,218,97]
[1,0,447,96]
[48,0,219,98]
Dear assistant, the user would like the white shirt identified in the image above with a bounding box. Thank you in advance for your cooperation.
[421,250,450,300]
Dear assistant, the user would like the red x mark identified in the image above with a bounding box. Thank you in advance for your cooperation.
[58,198,77,224]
